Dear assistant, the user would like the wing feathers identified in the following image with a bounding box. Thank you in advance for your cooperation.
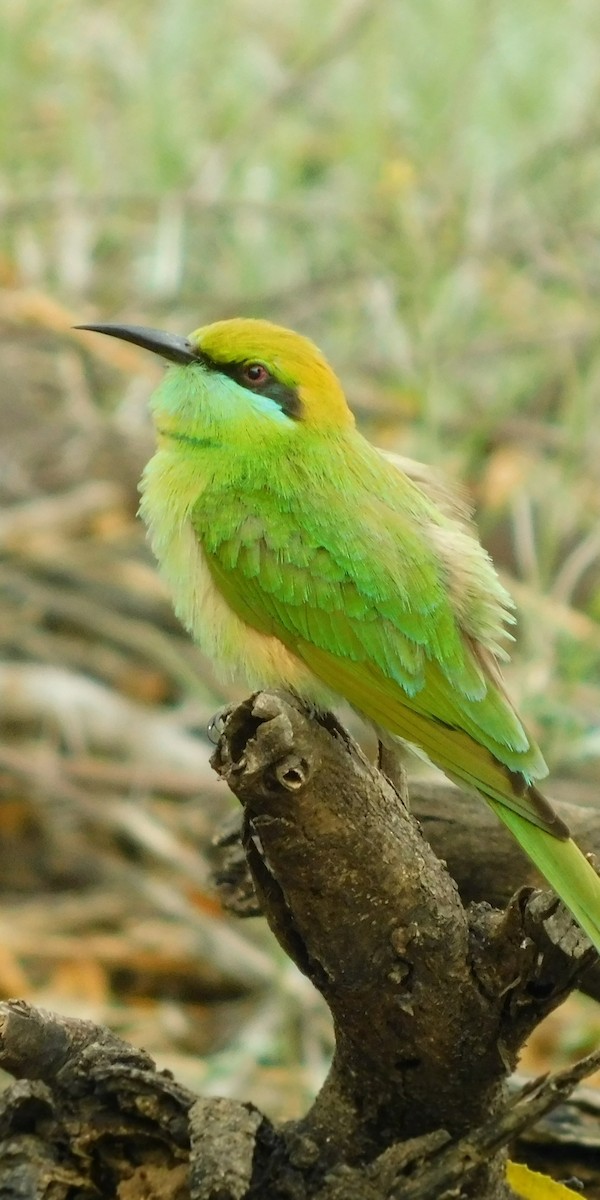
[297,641,563,835]
[197,438,549,827]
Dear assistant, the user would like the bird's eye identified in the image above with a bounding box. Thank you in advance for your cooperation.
[241,362,270,386]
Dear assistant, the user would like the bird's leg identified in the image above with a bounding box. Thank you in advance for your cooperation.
[377,736,410,802]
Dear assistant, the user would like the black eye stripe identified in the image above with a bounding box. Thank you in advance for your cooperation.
[255,378,303,419]
[198,352,303,420]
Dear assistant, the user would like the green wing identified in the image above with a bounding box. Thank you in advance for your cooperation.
[194,467,560,833]
[191,454,600,951]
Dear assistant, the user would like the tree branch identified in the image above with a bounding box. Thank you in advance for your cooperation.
[209,691,597,1197]
[0,692,597,1200]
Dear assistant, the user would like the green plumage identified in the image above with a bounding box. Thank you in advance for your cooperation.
[195,433,600,949]
[79,317,600,956]
[197,432,540,779]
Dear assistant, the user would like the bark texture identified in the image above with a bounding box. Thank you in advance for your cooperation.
[0,691,598,1199]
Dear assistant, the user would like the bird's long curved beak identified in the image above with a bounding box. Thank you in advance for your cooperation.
[74,323,200,365]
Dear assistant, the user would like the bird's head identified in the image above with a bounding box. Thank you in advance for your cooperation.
[76,317,354,444]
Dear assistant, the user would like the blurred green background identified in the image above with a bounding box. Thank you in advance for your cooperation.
[1,0,600,1112]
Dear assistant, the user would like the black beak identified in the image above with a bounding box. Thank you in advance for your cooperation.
[74,323,200,365]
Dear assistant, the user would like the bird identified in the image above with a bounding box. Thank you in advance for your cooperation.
[77,316,600,953]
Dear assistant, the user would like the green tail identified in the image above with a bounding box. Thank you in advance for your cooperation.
[487,800,600,954]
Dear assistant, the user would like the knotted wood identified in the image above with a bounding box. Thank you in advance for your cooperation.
[0,692,598,1199]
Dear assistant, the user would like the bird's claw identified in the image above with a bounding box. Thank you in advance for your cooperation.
[207,706,231,745]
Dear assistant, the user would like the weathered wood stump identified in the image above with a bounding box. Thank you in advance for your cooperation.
[0,692,598,1199]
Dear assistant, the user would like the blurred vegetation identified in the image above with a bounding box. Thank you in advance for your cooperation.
[1,0,600,1117]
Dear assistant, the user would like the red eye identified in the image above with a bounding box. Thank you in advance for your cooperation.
[242,362,269,386]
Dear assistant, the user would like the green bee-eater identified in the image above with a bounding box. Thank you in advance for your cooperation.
[79,317,600,953]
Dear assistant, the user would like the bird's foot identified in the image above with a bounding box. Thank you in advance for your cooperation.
[207,704,235,745]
